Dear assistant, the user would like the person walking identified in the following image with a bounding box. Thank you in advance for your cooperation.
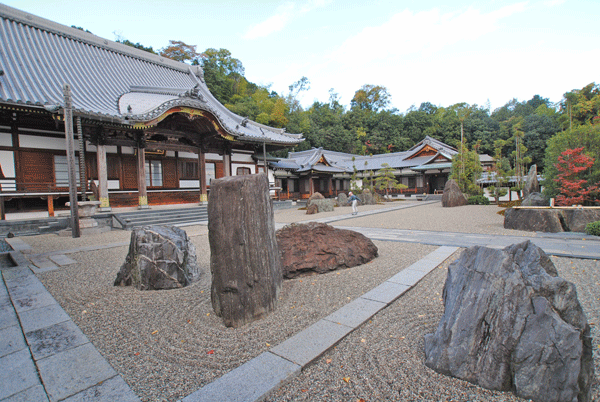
[348,191,360,215]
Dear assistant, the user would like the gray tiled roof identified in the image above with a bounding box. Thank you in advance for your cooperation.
[275,136,458,173]
[0,4,303,146]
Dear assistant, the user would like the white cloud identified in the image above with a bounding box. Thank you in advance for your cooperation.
[243,0,331,40]
[275,3,533,110]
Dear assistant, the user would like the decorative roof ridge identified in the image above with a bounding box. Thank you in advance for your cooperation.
[0,3,195,75]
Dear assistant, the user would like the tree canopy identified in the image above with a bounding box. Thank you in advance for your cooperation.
[111,38,600,182]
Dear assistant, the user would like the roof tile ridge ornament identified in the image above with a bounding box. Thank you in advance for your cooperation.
[182,84,207,103]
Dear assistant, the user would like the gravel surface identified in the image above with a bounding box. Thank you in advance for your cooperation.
[35,228,435,401]
[267,255,600,402]
[26,202,599,401]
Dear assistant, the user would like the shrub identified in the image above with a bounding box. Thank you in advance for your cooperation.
[586,221,600,236]
[468,195,490,205]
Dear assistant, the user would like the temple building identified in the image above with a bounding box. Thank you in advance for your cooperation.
[0,4,303,216]
[270,136,459,199]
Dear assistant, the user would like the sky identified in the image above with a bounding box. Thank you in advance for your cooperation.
[4,0,599,113]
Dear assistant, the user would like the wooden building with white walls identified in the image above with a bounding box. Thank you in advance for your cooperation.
[0,4,303,217]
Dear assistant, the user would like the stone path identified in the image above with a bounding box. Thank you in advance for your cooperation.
[1,204,599,401]
[0,266,139,401]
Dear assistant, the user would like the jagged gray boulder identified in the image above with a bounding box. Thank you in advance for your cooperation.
[521,192,548,206]
[360,188,376,205]
[308,198,335,212]
[523,164,539,198]
[441,179,467,207]
[114,225,200,290]
[424,241,593,402]
[337,192,348,206]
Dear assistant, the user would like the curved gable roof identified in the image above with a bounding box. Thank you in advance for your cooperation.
[0,4,303,146]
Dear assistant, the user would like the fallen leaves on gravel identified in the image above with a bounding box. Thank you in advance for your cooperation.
[207,350,215,355]
[151,330,158,335]
[342,377,350,383]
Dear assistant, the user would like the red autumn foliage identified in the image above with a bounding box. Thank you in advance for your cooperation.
[553,147,598,206]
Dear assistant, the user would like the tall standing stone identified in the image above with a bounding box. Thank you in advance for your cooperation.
[441,179,468,207]
[523,164,539,198]
[208,173,282,328]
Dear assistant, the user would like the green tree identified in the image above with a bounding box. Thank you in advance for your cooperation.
[374,163,407,196]
[350,85,391,111]
[450,144,483,195]
[559,83,600,128]
[159,40,200,63]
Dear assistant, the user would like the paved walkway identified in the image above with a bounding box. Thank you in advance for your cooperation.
[1,203,599,401]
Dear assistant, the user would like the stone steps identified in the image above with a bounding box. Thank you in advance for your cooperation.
[112,206,208,230]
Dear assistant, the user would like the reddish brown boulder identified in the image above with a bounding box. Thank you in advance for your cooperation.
[276,222,378,279]
[442,179,468,207]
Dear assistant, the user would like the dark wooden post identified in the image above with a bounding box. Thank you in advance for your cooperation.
[76,117,87,201]
[223,150,231,176]
[47,196,54,217]
[63,84,80,238]
[208,173,282,328]
[198,147,207,204]
[96,143,111,210]
[137,146,148,209]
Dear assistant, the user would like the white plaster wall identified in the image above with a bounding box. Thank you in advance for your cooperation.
[231,152,254,163]
[0,132,12,147]
[92,179,120,190]
[166,151,176,157]
[19,135,69,150]
[0,150,15,177]
[179,152,197,159]
[180,180,199,188]
[121,146,134,154]
[205,153,221,160]
[87,144,120,154]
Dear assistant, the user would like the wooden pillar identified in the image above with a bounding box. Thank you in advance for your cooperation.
[223,150,231,177]
[137,147,148,209]
[10,112,22,191]
[96,144,111,211]
[0,197,5,221]
[47,196,54,217]
[63,84,80,238]
[328,176,333,197]
[309,176,314,196]
[198,148,207,204]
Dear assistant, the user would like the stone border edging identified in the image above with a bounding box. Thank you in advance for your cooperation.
[180,246,458,402]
